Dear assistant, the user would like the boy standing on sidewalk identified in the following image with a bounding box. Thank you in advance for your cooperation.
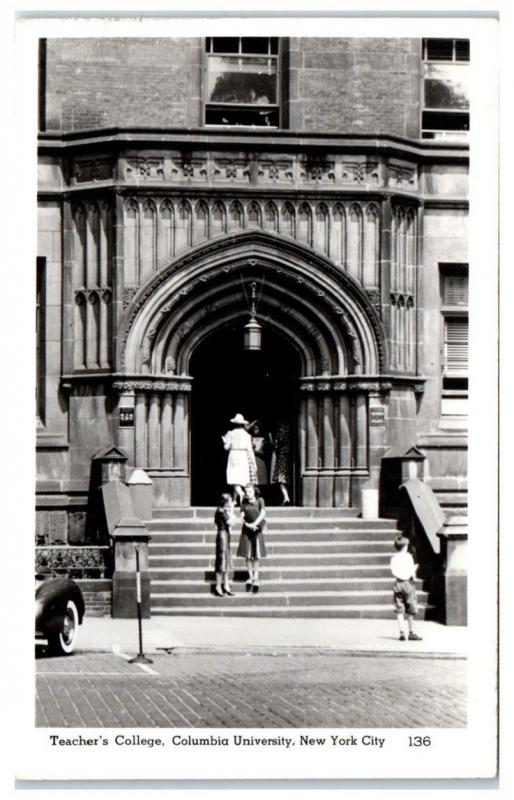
[390,535,423,641]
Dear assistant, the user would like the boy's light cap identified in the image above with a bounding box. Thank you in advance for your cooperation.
[394,535,410,550]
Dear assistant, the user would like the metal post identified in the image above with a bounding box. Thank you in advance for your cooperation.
[129,545,153,664]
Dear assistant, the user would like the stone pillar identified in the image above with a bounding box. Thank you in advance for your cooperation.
[111,523,152,619]
[128,468,153,522]
[117,391,136,463]
[134,392,147,468]
[355,393,368,468]
[160,391,173,468]
[303,391,318,506]
[147,392,160,468]
[62,197,75,373]
[173,391,188,471]
[318,392,335,506]
[334,392,351,507]
[438,520,467,626]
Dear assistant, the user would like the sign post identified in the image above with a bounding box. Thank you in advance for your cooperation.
[129,545,153,664]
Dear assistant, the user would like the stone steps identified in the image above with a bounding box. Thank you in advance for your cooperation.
[146,507,433,619]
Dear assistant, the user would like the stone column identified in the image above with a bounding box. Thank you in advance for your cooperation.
[355,393,368,469]
[380,195,393,372]
[334,392,351,507]
[160,391,173,469]
[134,392,147,469]
[62,197,75,373]
[117,390,136,463]
[303,390,319,506]
[173,392,187,471]
[318,391,335,506]
[147,392,160,468]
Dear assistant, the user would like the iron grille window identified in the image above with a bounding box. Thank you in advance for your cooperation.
[204,37,281,127]
[422,38,470,141]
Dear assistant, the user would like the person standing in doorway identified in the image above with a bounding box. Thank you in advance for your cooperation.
[248,420,271,496]
[270,420,291,505]
[237,483,267,593]
[222,413,257,507]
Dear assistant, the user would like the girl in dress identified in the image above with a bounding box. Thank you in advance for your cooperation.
[237,483,267,593]
[213,493,236,597]
[222,413,257,507]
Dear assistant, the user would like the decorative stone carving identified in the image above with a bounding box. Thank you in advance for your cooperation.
[365,287,381,313]
[165,356,176,374]
[170,158,207,181]
[123,287,138,309]
[299,160,335,183]
[341,161,379,185]
[126,157,165,179]
[388,164,417,188]
[213,159,250,182]
[74,157,112,182]
[258,160,294,182]
[112,379,192,393]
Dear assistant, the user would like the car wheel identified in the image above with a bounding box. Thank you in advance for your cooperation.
[48,599,79,656]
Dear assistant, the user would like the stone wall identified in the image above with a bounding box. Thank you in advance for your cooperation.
[288,37,421,137]
[43,37,421,136]
[45,38,203,131]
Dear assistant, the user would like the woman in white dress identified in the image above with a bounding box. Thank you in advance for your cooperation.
[222,413,257,506]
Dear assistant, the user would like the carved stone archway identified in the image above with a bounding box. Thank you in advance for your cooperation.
[115,230,390,507]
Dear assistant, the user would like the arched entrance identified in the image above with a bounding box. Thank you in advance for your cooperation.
[119,230,389,509]
[190,322,301,506]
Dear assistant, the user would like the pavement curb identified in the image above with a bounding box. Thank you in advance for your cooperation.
[154,645,466,660]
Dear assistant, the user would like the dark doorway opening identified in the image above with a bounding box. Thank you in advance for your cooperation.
[190,321,301,506]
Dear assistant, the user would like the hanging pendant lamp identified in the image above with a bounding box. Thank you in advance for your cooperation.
[243,281,262,351]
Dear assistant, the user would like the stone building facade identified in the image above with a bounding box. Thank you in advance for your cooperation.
[36,37,468,544]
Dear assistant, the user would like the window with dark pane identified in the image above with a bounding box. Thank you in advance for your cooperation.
[421,38,470,141]
[440,265,469,418]
[205,37,281,127]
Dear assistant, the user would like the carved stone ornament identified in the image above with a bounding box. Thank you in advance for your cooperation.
[74,157,112,183]
[122,287,138,309]
[388,165,417,188]
[413,383,425,395]
[365,287,382,312]
[165,356,176,374]
[112,379,192,393]
[126,157,164,179]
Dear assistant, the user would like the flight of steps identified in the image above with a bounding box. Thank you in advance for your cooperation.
[146,507,433,618]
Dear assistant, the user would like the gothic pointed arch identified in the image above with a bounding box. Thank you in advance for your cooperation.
[119,229,387,378]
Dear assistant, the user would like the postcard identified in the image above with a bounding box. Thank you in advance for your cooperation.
[7,9,500,785]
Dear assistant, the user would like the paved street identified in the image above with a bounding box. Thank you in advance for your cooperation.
[36,650,466,728]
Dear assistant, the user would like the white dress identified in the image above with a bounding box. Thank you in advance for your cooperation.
[223,428,257,486]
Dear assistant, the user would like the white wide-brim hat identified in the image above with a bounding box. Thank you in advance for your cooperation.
[230,413,249,425]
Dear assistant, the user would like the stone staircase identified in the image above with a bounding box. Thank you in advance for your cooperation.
[146,507,434,618]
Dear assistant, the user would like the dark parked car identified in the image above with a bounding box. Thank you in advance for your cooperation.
[35,575,85,656]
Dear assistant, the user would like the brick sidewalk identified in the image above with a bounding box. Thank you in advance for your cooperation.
[36,651,466,728]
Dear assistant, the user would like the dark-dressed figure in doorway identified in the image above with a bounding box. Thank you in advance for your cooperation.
[248,420,271,492]
[270,420,291,505]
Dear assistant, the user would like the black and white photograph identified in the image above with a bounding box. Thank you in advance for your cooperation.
[5,8,501,785]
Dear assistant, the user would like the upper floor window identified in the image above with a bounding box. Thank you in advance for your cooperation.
[440,265,468,421]
[204,37,281,127]
[421,38,470,141]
